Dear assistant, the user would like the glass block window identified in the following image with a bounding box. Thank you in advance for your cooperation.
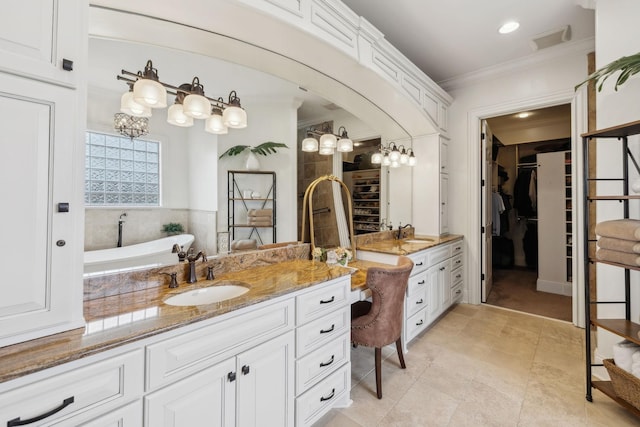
[85,132,160,206]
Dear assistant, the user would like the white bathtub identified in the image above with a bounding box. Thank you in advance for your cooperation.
[84,234,195,275]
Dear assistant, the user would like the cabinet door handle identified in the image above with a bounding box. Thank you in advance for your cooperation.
[320,324,335,334]
[418,280,425,285]
[416,319,424,326]
[319,296,335,304]
[228,371,236,382]
[320,388,336,402]
[319,355,335,367]
[439,267,445,271]
[416,262,424,266]
[416,299,424,304]
[242,365,250,375]
[8,396,74,426]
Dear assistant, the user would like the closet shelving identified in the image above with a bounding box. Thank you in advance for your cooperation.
[351,169,381,234]
[583,119,640,417]
[565,151,572,282]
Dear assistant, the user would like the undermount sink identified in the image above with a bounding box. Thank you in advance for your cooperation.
[164,283,249,306]
[404,239,434,244]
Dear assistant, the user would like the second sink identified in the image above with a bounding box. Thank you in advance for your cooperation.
[164,283,249,306]
[404,239,434,244]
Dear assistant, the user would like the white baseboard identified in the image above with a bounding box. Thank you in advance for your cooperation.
[536,278,572,296]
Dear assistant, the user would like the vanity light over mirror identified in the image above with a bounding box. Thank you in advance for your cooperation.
[84,5,412,276]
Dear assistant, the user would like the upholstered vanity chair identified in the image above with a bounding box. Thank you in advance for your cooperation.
[351,256,414,399]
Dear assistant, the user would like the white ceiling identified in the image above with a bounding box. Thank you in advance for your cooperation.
[341,0,595,83]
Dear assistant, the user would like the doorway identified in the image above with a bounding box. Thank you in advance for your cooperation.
[480,104,573,322]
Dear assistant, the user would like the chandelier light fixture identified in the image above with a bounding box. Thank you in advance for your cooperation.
[371,142,416,167]
[114,113,149,139]
[302,122,353,155]
[117,60,247,134]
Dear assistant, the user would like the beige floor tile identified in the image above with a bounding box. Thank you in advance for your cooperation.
[318,304,640,426]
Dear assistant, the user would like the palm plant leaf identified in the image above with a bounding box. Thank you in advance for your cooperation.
[250,141,288,156]
[218,145,251,158]
[575,52,640,92]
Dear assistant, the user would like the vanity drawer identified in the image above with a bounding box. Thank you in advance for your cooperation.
[295,333,349,396]
[451,253,463,270]
[451,281,463,303]
[0,350,143,426]
[451,266,463,285]
[296,306,349,357]
[408,251,428,274]
[407,271,428,295]
[429,245,451,265]
[296,277,349,325]
[146,299,294,390]
[295,363,350,427]
[405,309,428,342]
[450,240,464,257]
[406,287,428,318]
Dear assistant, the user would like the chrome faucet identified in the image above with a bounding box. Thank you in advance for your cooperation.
[396,223,413,239]
[117,213,127,247]
[186,249,207,283]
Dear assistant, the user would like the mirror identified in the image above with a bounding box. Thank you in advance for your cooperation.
[84,6,411,276]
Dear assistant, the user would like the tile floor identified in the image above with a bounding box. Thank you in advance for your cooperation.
[315,303,640,426]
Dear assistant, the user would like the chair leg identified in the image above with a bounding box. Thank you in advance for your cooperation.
[396,338,406,369]
[375,347,382,399]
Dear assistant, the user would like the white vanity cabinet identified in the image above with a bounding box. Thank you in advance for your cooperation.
[358,238,464,349]
[294,277,351,427]
[0,0,86,347]
[0,349,144,427]
[412,134,450,236]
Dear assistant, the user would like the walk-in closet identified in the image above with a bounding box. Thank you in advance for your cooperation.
[482,104,573,321]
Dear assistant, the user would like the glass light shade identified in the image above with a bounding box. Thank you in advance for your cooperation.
[389,147,401,162]
[223,106,247,129]
[382,153,391,166]
[371,151,383,164]
[204,113,228,134]
[183,93,211,119]
[337,138,353,152]
[120,92,152,117]
[408,153,417,166]
[133,78,167,108]
[319,133,337,149]
[390,160,400,168]
[319,146,334,155]
[302,137,319,152]
[400,151,409,164]
[167,104,194,127]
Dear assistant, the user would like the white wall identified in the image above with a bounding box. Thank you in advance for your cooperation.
[444,41,593,305]
[593,0,640,361]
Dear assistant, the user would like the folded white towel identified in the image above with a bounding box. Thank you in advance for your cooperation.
[613,340,640,372]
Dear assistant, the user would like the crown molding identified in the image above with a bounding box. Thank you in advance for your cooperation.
[439,37,595,93]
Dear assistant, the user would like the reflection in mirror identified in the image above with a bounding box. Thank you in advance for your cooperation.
[85,7,411,277]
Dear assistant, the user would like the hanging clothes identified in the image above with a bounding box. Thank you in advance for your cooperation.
[492,191,505,236]
[514,168,537,218]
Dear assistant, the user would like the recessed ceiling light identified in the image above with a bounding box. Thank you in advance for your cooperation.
[499,21,520,34]
[516,112,530,119]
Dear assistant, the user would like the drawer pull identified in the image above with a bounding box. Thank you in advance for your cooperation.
[242,365,250,375]
[416,299,424,305]
[320,388,336,402]
[320,324,335,334]
[456,290,462,295]
[319,296,335,304]
[455,260,461,265]
[439,267,445,271]
[416,319,424,326]
[8,396,74,426]
[319,355,335,368]
[418,280,425,285]
[416,262,424,266]
[455,274,462,279]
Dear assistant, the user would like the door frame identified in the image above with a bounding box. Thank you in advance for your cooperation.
[466,89,587,326]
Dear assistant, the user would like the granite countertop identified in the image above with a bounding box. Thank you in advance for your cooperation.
[0,259,359,384]
[356,234,463,256]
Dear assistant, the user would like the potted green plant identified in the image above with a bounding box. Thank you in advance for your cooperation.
[162,222,184,235]
[219,141,288,170]
[575,52,640,92]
